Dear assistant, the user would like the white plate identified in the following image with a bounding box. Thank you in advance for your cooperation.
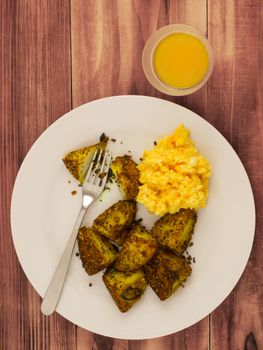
[11,95,255,339]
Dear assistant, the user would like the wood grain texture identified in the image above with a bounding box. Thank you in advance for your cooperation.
[71,0,208,117]
[207,1,263,349]
[1,0,263,349]
[0,1,74,349]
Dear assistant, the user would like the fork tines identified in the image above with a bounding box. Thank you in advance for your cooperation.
[84,147,111,187]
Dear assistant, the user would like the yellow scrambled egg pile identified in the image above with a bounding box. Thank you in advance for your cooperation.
[137,124,211,216]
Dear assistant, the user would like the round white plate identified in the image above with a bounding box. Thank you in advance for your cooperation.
[11,95,255,339]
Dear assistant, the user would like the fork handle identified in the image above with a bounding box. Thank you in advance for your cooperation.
[41,206,88,316]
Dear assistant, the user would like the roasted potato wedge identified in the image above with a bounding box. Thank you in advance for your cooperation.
[114,224,157,271]
[144,249,192,300]
[77,226,118,275]
[63,141,107,183]
[103,268,147,312]
[93,200,136,245]
[111,155,140,200]
[151,209,197,254]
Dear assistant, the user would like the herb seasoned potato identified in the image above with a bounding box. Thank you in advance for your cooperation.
[144,249,192,300]
[103,268,147,312]
[63,141,107,183]
[93,200,136,245]
[111,155,140,200]
[151,209,197,254]
[77,226,118,275]
[114,224,157,272]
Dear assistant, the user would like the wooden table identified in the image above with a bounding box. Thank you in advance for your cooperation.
[1,1,262,349]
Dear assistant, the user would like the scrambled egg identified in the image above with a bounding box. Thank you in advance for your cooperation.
[137,124,211,216]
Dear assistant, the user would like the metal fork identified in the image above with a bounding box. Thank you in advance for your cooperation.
[41,147,111,316]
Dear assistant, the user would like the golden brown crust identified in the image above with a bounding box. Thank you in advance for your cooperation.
[102,268,147,312]
[114,224,157,272]
[111,155,140,200]
[92,200,137,245]
[151,209,197,254]
[63,141,107,183]
[144,249,192,300]
[77,226,118,275]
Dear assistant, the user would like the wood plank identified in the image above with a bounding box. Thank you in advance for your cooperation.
[208,1,263,349]
[71,1,209,349]
[0,0,73,349]
[71,0,208,117]
[5,0,262,348]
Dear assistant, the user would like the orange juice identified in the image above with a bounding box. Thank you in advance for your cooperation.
[153,33,209,89]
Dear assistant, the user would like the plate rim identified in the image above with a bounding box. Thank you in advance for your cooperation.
[10,95,256,339]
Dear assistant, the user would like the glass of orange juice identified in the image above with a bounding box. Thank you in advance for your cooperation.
[142,24,214,96]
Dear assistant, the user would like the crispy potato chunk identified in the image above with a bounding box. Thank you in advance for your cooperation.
[93,200,136,245]
[103,268,147,312]
[114,224,157,272]
[151,209,197,254]
[144,249,192,300]
[77,226,118,275]
[63,141,107,183]
[111,155,140,200]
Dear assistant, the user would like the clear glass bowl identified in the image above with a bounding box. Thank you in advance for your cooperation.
[142,24,214,96]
